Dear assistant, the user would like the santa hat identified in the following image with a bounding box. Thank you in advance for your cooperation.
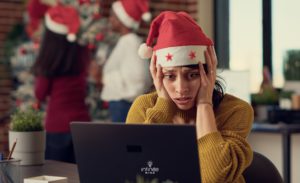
[138,11,214,67]
[45,4,80,42]
[26,0,50,37]
[112,0,151,30]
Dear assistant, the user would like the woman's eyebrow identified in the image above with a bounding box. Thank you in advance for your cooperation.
[182,68,199,72]
[162,68,175,72]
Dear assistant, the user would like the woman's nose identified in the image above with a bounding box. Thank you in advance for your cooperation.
[175,77,189,94]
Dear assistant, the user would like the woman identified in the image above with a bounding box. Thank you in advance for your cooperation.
[126,11,253,182]
[32,5,90,163]
[100,0,152,122]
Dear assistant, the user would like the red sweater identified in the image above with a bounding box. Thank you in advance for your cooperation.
[35,71,90,133]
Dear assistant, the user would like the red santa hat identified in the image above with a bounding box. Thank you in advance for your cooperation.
[45,4,80,42]
[26,0,50,37]
[138,11,214,67]
[112,0,151,30]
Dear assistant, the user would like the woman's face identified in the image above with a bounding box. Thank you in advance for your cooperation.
[162,66,200,110]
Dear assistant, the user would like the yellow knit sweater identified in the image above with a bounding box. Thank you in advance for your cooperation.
[126,92,254,183]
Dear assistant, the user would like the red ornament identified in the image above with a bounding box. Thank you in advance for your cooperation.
[32,102,40,110]
[95,33,104,41]
[33,41,40,50]
[88,43,96,50]
[93,13,101,20]
[16,99,22,107]
[19,47,27,55]
[78,0,90,5]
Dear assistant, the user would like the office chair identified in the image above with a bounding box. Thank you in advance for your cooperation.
[243,151,283,183]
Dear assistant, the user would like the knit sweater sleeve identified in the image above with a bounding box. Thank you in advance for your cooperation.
[198,98,254,183]
[126,93,177,124]
[34,76,51,101]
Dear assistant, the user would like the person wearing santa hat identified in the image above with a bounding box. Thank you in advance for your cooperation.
[126,11,254,182]
[100,0,152,122]
[32,4,90,163]
[26,0,51,39]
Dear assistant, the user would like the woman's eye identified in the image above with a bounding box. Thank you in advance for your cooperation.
[163,74,175,80]
[188,73,200,79]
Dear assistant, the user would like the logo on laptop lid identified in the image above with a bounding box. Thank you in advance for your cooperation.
[141,161,159,175]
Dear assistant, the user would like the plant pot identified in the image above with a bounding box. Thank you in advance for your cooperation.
[254,105,273,122]
[8,131,45,165]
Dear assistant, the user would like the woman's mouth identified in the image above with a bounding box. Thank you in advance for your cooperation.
[174,97,192,105]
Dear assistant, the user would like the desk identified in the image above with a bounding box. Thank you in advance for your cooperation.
[252,123,300,183]
[21,160,79,183]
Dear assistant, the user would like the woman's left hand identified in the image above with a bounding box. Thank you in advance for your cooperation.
[196,46,218,107]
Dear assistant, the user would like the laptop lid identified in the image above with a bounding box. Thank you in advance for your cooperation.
[71,122,201,183]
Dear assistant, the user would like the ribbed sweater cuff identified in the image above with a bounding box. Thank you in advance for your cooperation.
[198,131,224,153]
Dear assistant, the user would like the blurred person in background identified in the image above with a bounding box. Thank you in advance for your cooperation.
[32,4,90,163]
[101,0,152,122]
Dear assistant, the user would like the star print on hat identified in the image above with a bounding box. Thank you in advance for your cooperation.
[138,11,213,67]
[112,0,151,30]
[45,4,80,42]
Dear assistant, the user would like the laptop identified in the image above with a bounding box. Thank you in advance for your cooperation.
[71,122,201,183]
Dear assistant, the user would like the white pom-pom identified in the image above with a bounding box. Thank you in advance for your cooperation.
[67,34,76,42]
[142,12,152,22]
[138,43,153,59]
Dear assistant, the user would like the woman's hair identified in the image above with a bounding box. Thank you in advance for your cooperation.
[186,64,225,109]
[32,28,87,77]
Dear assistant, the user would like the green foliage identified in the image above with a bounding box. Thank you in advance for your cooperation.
[279,90,294,99]
[284,50,300,81]
[10,108,44,132]
[0,23,25,65]
[251,88,279,105]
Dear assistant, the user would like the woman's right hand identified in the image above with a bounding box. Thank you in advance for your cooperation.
[149,53,171,100]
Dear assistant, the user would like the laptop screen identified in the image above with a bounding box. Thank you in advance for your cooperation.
[71,122,201,183]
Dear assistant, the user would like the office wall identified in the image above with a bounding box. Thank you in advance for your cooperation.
[248,133,300,183]
[197,0,214,40]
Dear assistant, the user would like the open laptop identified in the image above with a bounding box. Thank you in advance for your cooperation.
[71,122,201,183]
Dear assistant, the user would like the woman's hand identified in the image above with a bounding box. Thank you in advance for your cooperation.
[196,46,218,139]
[197,46,218,107]
[149,53,171,100]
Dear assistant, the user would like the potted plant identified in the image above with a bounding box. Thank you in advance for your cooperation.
[8,108,45,165]
[278,90,294,109]
[251,87,279,122]
[283,50,300,93]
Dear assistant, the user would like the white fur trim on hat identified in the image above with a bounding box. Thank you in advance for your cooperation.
[112,1,139,30]
[156,45,207,67]
[142,12,151,22]
[67,34,76,42]
[45,14,68,35]
[138,43,153,59]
